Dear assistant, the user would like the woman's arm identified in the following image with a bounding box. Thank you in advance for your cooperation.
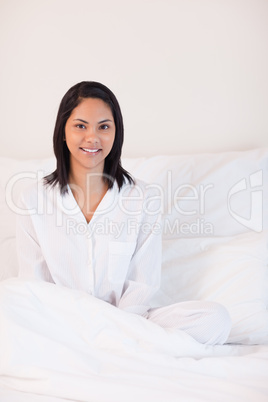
[118,191,162,316]
[16,193,54,282]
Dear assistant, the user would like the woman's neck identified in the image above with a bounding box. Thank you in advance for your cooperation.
[69,168,105,191]
[68,169,108,223]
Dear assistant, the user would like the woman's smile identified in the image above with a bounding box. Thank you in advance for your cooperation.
[80,147,101,155]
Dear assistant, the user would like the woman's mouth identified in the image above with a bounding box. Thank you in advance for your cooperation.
[80,147,101,155]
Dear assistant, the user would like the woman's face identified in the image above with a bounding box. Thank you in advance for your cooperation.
[65,97,116,177]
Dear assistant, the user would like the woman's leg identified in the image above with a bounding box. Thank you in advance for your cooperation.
[147,301,231,345]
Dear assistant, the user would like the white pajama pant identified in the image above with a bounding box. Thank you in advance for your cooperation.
[146,301,232,345]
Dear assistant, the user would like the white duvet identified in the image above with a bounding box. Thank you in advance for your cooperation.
[0,279,268,402]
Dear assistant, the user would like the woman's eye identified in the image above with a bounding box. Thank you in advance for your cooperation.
[76,124,86,129]
[100,124,109,130]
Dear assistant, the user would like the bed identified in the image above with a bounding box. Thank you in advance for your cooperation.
[0,148,268,402]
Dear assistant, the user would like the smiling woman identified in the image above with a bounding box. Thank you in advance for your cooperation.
[44,81,134,222]
[16,81,231,346]
[45,81,134,194]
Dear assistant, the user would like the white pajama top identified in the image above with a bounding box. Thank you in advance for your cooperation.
[16,178,162,316]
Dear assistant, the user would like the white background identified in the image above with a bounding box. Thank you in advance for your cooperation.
[0,0,267,159]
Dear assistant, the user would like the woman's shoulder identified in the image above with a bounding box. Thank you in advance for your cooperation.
[118,177,161,216]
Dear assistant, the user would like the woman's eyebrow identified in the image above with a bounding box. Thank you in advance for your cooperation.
[98,119,113,124]
[73,119,88,124]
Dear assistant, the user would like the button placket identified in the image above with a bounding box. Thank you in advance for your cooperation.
[86,233,94,295]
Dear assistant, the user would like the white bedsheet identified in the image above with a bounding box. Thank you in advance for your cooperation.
[0,279,267,402]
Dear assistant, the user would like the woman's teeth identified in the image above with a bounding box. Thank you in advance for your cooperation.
[81,148,99,153]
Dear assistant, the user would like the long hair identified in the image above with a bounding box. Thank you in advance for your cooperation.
[44,81,134,193]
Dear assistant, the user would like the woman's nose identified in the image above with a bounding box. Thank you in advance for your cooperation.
[85,126,98,143]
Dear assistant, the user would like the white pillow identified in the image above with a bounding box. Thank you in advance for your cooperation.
[123,148,268,236]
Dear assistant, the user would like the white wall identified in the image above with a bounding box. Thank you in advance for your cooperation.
[0,0,267,159]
